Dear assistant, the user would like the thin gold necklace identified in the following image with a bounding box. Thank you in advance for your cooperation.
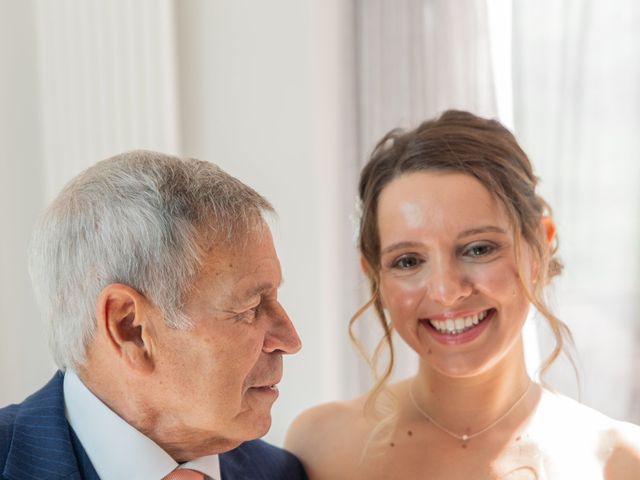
[408,380,533,448]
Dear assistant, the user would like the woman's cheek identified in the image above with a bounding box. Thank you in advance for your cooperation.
[468,261,518,297]
[381,273,428,319]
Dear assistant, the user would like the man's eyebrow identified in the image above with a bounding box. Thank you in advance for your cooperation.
[244,278,283,298]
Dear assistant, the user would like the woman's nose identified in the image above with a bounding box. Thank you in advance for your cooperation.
[425,256,472,306]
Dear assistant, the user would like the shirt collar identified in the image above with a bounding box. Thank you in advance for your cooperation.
[63,370,221,480]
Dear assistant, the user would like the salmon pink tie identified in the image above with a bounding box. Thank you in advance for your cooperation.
[162,468,205,480]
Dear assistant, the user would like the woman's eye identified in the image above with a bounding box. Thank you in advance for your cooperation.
[392,255,421,270]
[464,243,496,258]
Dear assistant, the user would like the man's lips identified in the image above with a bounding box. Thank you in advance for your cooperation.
[248,383,280,399]
[249,379,281,389]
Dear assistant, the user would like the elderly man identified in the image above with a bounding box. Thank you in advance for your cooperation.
[0,151,305,479]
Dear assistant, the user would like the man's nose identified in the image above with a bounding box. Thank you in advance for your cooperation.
[426,256,472,306]
[263,302,302,354]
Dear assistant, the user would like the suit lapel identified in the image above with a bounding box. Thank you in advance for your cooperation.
[219,440,307,480]
[3,371,97,480]
[220,443,254,480]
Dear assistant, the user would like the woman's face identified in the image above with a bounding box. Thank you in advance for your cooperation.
[376,171,535,377]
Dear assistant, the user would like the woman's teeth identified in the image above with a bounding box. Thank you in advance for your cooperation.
[429,310,489,335]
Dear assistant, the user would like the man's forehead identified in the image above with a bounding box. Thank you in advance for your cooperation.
[200,234,276,271]
[208,252,283,297]
[196,226,281,283]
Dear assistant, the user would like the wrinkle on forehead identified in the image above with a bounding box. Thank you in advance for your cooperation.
[231,260,282,300]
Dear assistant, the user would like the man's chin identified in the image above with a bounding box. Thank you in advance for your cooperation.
[238,391,277,438]
[249,412,272,439]
[205,413,272,456]
[236,405,273,437]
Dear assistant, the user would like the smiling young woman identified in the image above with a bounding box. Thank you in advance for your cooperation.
[285,110,640,479]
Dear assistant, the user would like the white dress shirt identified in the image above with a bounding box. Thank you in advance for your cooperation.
[63,370,221,480]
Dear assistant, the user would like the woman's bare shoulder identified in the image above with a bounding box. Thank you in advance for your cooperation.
[533,388,640,478]
[285,397,365,444]
[284,394,374,479]
[600,419,640,479]
[539,389,640,434]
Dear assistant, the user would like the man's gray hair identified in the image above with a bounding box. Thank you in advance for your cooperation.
[29,150,274,370]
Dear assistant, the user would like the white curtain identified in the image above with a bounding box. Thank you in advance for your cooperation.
[34,0,181,200]
[0,0,181,405]
[356,0,497,158]
[0,0,51,406]
[513,0,640,423]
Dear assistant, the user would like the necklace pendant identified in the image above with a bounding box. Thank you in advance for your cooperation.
[462,434,469,448]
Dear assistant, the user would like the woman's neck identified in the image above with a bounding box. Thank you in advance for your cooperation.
[410,340,533,438]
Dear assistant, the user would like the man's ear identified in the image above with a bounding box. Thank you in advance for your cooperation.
[95,284,156,374]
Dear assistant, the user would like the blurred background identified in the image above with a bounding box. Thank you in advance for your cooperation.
[1,0,639,447]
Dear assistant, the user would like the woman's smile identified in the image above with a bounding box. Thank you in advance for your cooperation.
[420,308,495,346]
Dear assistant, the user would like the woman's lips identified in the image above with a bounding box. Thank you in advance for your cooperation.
[420,308,495,346]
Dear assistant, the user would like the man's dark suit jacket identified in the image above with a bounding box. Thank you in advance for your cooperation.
[0,372,307,480]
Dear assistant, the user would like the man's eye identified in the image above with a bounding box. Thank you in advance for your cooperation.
[392,255,421,270]
[236,306,259,323]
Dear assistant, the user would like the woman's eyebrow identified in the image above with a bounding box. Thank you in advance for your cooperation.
[457,225,507,238]
[380,241,424,255]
